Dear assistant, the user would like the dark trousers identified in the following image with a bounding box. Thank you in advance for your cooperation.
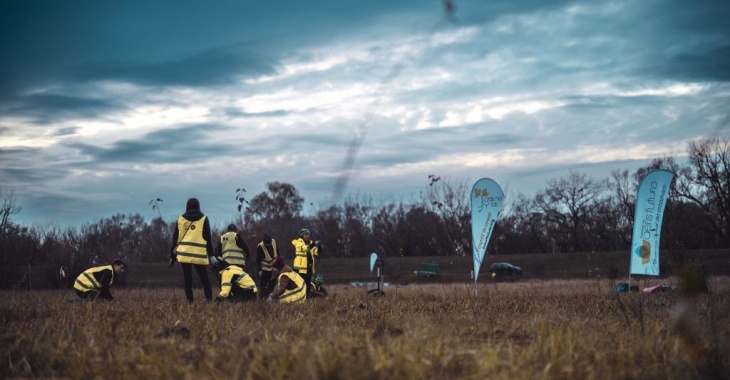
[75,289,97,300]
[259,270,275,297]
[229,287,258,302]
[181,263,212,302]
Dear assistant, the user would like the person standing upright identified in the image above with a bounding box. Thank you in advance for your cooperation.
[215,224,250,269]
[256,233,279,297]
[170,197,214,302]
[292,228,319,297]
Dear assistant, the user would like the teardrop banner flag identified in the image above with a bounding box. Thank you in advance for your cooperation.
[630,169,674,276]
[370,252,378,273]
[471,178,505,283]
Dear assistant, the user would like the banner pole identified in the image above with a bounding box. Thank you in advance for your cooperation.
[472,270,477,296]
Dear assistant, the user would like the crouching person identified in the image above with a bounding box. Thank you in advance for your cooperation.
[309,273,328,299]
[268,257,306,304]
[73,259,128,301]
[213,259,259,302]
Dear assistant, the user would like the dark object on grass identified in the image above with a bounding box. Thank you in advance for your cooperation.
[613,283,639,292]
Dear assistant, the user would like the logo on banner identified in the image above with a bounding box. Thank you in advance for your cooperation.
[634,239,651,264]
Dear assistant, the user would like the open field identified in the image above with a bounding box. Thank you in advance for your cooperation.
[4,249,729,290]
[125,249,730,288]
[1,277,729,379]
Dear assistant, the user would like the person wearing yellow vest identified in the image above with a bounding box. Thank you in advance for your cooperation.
[309,273,328,299]
[214,224,250,268]
[212,259,259,302]
[170,198,214,302]
[292,228,321,297]
[268,257,306,304]
[73,259,127,301]
[256,233,279,297]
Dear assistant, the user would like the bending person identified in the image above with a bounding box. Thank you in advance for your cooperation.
[213,259,259,302]
[73,259,127,301]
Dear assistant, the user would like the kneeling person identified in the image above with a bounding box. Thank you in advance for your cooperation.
[309,273,328,298]
[214,259,259,302]
[74,259,127,301]
[268,257,306,304]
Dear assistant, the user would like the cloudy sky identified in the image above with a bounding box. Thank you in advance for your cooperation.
[1,0,728,227]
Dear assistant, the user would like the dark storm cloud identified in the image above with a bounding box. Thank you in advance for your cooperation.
[0,0,436,98]
[3,94,123,125]
[0,147,71,185]
[64,124,237,164]
[73,42,279,87]
[357,127,521,167]
[0,167,68,184]
[660,45,730,82]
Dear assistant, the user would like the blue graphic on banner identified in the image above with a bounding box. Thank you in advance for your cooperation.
[471,178,504,283]
[630,169,674,276]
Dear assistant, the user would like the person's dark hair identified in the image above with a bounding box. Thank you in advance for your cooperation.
[263,234,272,243]
[112,258,128,267]
[273,257,285,270]
[227,224,236,232]
[186,198,200,211]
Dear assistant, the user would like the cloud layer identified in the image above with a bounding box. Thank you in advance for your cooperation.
[1,0,728,226]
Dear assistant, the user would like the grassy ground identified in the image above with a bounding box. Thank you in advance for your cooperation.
[1,277,728,379]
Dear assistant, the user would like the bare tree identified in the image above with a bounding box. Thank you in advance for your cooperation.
[534,170,609,252]
[245,182,304,223]
[0,189,22,266]
[608,169,635,249]
[424,177,470,256]
[244,182,306,245]
[673,136,730,246]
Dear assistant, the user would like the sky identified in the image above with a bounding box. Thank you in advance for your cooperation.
[1,0,729,228]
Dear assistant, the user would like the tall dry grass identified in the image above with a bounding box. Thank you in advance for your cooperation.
[1,278,728,379]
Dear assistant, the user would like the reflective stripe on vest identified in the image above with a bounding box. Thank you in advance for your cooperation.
[74,265,114,292]
[292,238,309,273]
[292,238,318,274]
[176,216,209,265]
[220,231,245,266]
[258,239,279,271]
[278,271,306,304]
[219,265,257,298]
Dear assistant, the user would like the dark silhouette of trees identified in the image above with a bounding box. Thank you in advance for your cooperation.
[3,136,730,289]
[674,135,730,246]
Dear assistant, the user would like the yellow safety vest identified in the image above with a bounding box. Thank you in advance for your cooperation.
[176,216,209,265]
[218,265,257,298]
[74,265,114,292]
[258,239,279,271]
[277,271,306,304]
[292,238,318,274]
[220,231,246,266]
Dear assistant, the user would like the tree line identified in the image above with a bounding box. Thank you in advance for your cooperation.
[1,135,729,288]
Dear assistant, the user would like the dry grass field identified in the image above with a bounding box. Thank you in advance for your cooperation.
[1,276,729,379]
